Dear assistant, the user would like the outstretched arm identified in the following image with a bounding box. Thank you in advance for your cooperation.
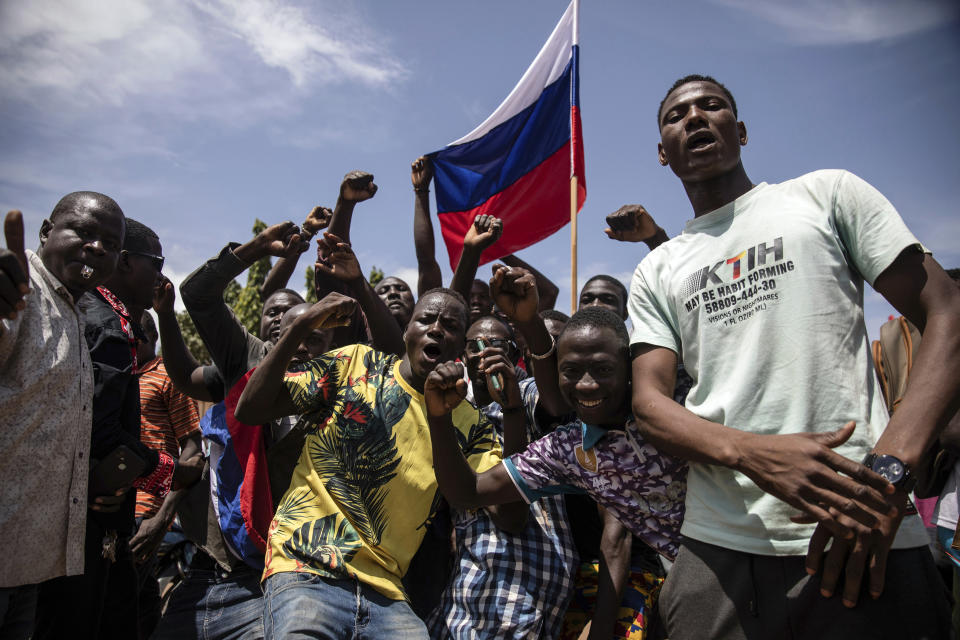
[424,361,526,511]
[262,205,330,302]
[321,171,377,258]
[489,264,570,417]
[411,156,443,296]
[500,254,559,311]
[604,204,669,250]
[450,214,502,304]
[153,276,214,401]
[234,293,356,425]
[316,232,403,356]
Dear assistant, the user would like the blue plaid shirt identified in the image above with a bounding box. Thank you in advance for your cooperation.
[428,378,578,639]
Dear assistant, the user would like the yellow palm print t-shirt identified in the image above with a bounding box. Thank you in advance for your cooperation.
[266,344,502,600]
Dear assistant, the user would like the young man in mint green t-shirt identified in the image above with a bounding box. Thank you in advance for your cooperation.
[623,74,960,640]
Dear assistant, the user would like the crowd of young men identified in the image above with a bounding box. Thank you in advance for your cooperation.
[1,74,959,640]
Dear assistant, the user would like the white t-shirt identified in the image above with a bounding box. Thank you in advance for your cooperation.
[628,169,928,556]
[934,465,960,530]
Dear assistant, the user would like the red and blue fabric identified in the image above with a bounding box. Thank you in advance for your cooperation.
[430,0,586,269]
[201,370,274,570]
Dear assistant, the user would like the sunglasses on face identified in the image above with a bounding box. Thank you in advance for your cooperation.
[465,338,515,355]
[126,251,165,271]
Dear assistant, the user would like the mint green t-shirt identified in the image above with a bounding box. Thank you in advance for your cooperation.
[629,169,928,556]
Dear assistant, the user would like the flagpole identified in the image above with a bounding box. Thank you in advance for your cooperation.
[570,0,580,315]
[570,177,578,315]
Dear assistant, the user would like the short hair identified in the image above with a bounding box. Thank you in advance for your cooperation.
[560,307,630,358]
[658,74,738,127]
[418,287,469,327]
[540,309,570,323]
[51,191,124,223]
[123,218,159,254]
[583,274,628,306]
[266,288,305,304]
[946,268,960,281]
[472,313,517,343]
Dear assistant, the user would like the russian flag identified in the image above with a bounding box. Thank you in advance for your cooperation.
[431,0,586,269]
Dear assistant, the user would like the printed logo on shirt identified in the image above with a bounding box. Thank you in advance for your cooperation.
[680,236,795,327]
[575,445,598,472]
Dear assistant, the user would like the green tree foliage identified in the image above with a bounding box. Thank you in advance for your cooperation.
[368,265,384,287]
[305,266,318,303]
[232,219,271,337]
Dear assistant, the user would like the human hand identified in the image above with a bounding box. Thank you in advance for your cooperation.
[604,204,661,243]
[477,346,521,410]
[411,156,434,191]
[302,205,333,236]
[424,361,468,418]
[90,487,130,513]
[129,515,169,564]
[801,489,908,607]
[1,210,30,320]
[737,421,895,540]
[489,264,539,325]
[463,214,502,252]
[297,292,356,332]
[315,232,363,284]
[152,275,176,314]
[255,221,309,259]
[340,171,378,203]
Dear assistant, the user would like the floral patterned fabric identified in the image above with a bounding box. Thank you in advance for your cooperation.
[503,418,687,560]
[266,344,502,600]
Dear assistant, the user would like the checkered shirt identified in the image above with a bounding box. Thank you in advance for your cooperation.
[428,378,578,639]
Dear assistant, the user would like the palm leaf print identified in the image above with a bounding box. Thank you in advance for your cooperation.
[359,349,395,388]
[282,514,362,574]
[308,385,408,545]
[273,487,314,531]
[454,412,495,458]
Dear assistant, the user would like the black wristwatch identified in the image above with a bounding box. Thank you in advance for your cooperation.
[862,452,916,494]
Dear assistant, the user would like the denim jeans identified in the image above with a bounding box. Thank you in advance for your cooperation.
[152,562,264,640]
[263,572,428,640]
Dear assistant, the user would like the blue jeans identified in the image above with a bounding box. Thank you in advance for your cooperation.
[263,572,428,639]
[153,563,264,640]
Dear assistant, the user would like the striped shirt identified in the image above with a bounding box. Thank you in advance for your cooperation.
[135,357,200,519]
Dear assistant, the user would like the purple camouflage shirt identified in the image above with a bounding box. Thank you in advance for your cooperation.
[502,418,687,559]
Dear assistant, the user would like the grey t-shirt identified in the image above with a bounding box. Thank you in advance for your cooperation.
[628,169,928,556]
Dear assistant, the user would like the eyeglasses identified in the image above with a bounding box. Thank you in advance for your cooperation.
[126,251,165,271]
[465,338,516,355]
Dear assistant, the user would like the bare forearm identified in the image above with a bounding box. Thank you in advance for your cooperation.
[450,247,482,303]
[326,197,356,247]
[234,329,301,424]
[427,413,488,509]
[156,310,210,399]
[261,255,300,301]
[516,316,571,417]
[500,409,528,457]
[501,255,558,311]
[414,191,442,296]
[352,279,403,356]
[644,227,670,251]
[591,514,632,640]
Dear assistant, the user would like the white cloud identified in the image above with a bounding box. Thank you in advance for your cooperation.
[0,0,406,112]
[709,0,959,45]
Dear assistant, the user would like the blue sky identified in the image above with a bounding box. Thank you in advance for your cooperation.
[1,0,958,339]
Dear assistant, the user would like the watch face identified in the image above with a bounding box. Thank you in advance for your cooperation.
[874,455,905,484]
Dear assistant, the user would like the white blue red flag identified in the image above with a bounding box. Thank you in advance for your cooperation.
[430,0,585,269]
